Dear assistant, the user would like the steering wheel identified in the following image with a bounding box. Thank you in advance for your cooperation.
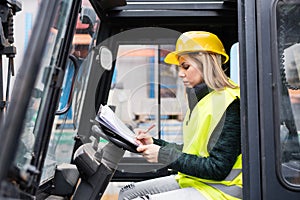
[91,123,139,153]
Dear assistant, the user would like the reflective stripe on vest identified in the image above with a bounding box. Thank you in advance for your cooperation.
[223,169,242,182]
[206,183,243,199]
[178,86,242,199]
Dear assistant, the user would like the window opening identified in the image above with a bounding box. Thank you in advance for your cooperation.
[276,0,300,186]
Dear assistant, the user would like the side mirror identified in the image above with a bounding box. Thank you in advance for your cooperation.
[97,46,113,70]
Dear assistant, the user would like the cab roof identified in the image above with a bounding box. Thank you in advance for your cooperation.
[89,0,237,25]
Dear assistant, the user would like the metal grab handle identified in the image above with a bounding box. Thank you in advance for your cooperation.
[56,54,79,115]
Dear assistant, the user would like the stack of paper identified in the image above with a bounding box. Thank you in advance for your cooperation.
[95,104,138,147]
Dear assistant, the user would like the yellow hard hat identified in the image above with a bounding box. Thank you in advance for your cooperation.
[164,31,229,65]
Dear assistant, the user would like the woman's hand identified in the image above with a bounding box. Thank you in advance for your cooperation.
[135,130,154,145]
[137,144,160,163]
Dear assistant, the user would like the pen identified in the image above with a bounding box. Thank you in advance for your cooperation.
[144,124,156,133]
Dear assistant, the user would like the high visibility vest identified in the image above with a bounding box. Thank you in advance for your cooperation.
[177,86,242,200]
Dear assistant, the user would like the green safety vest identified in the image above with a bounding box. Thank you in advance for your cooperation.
[177,86,242,200]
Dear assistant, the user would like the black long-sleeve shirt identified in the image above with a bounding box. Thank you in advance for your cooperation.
[154,84,241,181]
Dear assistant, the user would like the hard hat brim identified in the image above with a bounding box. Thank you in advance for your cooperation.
[164,50,229,65]
[164,50,196,65]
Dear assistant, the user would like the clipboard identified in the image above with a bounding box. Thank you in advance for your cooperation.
[95,105,139,152]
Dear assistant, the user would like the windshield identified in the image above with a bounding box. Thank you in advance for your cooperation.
[14,0,73,170]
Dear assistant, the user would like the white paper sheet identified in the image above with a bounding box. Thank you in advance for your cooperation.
[95,105,138,146]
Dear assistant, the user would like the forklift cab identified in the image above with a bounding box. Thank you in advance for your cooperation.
[0,0,299,199]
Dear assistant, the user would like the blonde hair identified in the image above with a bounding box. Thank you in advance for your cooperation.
[188,52,237,90]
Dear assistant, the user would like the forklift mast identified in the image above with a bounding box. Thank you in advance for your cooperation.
[0,0,21,122]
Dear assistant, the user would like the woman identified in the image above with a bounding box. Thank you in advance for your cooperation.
[118,31,242,200]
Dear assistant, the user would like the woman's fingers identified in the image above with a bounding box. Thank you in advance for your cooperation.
[135,131,153,145]
[136,144,148,152]
[136,133,151,139]
[136,144,160,163]
[135,139,143,145]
